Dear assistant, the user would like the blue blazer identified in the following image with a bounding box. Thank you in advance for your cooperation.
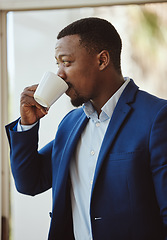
[6,80,167,240]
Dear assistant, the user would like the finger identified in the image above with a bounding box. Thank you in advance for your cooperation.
[21,94,48,116]
[35,104,49,115]
[22,84,38,96]
[23,84,38,91]
[20,91,36,105]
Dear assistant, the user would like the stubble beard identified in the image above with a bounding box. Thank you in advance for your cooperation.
[67,83,90,107]
[70,95,89,107]
[70,89,89,107]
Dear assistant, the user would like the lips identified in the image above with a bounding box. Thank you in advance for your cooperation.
[65,82,73,95]
[65,86,72,96]
[66,82,73,88]
[66,87,70,94]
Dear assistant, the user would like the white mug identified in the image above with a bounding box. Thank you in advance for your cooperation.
[34,71,68,108]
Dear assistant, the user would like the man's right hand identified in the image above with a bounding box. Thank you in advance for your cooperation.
[20,84,48,125]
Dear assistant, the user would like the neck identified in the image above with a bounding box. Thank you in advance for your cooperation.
[91,74,125,116]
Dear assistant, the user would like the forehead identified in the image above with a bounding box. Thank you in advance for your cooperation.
[55,35,82,57]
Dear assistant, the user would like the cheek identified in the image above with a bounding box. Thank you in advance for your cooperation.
[67,63,98,92]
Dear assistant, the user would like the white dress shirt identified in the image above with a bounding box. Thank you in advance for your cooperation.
[18,77,130,240]
[70,78,130,240]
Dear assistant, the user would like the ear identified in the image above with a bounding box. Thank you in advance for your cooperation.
[97,50,110,71]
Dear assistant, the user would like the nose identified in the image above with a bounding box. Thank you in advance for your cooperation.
[57,67,67,81]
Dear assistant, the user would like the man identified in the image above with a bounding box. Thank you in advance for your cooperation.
[6,17,167,240]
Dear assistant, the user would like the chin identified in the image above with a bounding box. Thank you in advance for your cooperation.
[71,96,88,107]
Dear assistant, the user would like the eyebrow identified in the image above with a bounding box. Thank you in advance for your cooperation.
[55,54,73,60]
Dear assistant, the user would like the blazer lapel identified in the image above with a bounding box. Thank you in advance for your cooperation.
[92,80,139,192]
[55,110,88,188]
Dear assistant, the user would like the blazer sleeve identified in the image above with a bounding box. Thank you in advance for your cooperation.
[149,103,167,239]
[5,119,53,196]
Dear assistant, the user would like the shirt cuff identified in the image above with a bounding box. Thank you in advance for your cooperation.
[17,119,38,132]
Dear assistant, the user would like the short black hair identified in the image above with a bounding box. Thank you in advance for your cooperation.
[57,17,122,74]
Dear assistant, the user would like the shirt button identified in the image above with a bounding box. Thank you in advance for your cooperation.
[91,180,93,185]
[96,122,100,127]
[90,150,95,156]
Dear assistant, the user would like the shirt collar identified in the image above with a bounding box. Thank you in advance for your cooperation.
[83,77,130,122]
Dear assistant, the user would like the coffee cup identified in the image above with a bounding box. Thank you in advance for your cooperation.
[34,71,68,108]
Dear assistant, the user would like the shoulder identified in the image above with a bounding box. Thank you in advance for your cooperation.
[126,79,167,111]
[136,88,167,112]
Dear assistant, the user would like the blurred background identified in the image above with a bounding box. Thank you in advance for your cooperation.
[1,1,167,240]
